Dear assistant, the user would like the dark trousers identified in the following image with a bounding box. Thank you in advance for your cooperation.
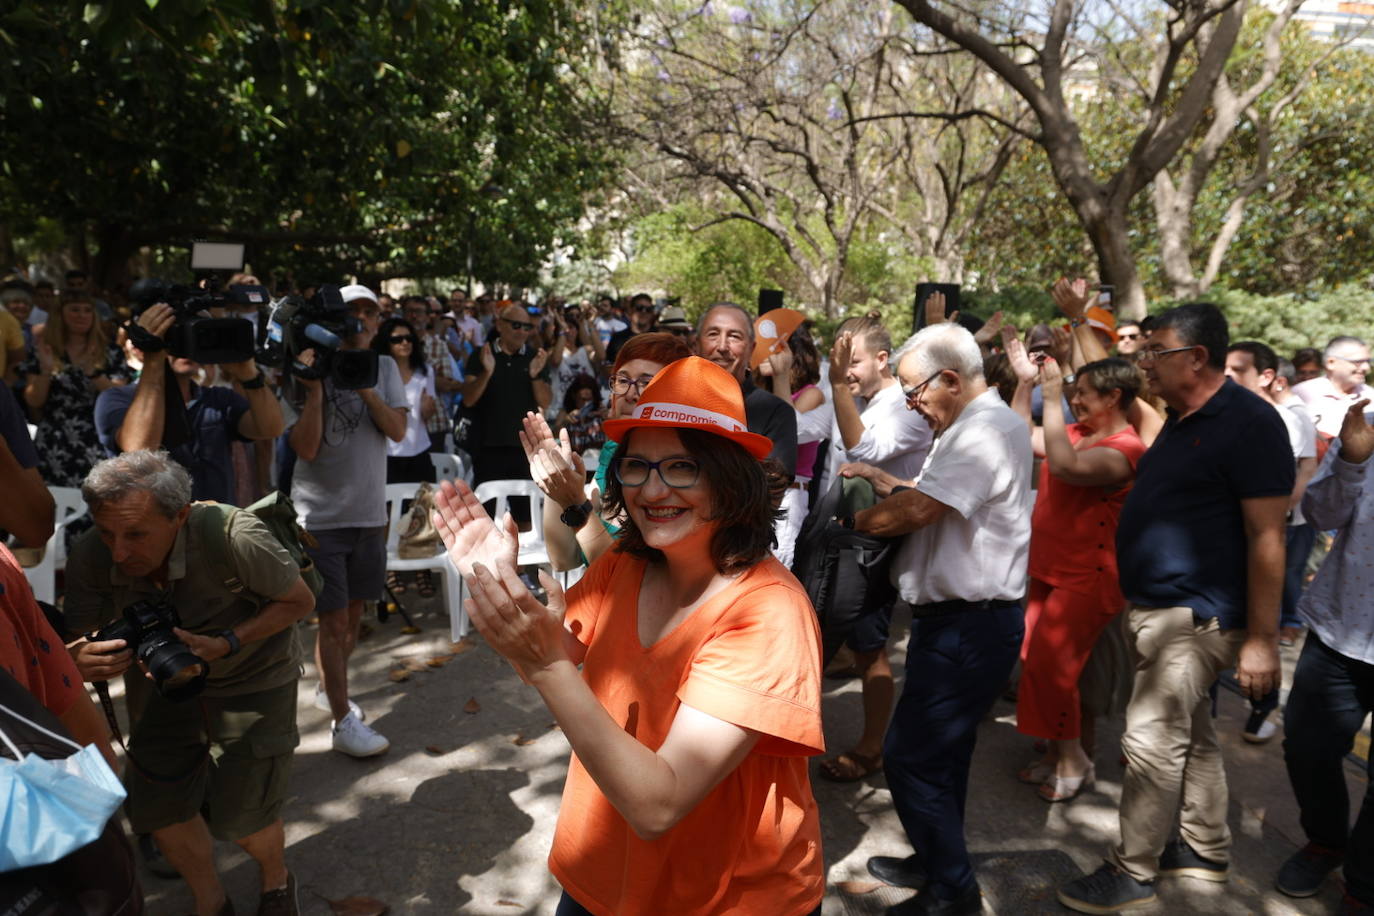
[882,604,1023,899]
[1281,523,1316,629]
[1282,630,1374,905]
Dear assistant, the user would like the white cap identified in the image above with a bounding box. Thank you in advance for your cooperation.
[339,284,378,306]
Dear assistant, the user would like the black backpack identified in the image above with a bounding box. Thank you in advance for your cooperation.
[0,669,143,915]
[789,475,899,666]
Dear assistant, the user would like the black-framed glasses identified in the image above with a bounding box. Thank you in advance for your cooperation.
[610,373,656,395]
[614,455,701,489]
[388,335,417,345]
[901,370,944,405]
[503,318,534,331]
[1117,331,1141,340]
[633,304,656,313]
[1137,345,1195,365]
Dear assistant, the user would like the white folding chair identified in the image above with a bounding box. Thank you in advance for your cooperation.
[23,487,88,606]
[429,451,473,486]
[383,483,468,641]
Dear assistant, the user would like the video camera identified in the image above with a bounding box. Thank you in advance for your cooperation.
[257,284,379,390]
[90,598,208,702]
[128,242,266,364]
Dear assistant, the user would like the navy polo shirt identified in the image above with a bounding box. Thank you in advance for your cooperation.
[95,382,251,504]
[1116,379,1294,629]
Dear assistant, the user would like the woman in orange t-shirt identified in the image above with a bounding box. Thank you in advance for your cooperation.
[1007,353,1146,803]
[435,356,825,916]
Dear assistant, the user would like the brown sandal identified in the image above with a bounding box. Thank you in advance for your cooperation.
[818,750,883,782]
[414,569,436,598]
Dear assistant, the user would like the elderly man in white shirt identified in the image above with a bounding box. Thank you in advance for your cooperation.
[813,317,932,785]
[1293,335,1374,437]
[847,315,1032,916]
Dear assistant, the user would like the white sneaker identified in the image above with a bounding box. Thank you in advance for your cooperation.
[331,711,390,757]
[313,688,364,722]
[1242,718,1278,744]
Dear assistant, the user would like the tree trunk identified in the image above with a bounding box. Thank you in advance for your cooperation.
[1152,173,1201,300]
[1084,204,1147,320]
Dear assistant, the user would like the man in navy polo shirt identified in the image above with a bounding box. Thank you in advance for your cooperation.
[96,302,285,503]
[1060,303,1293,914]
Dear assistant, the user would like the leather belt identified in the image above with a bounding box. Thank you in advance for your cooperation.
[909,598,1019,619]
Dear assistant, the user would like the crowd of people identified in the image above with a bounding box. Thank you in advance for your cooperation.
[0,269,1371,916]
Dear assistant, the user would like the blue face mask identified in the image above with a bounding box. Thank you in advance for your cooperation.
[0,703,126,871]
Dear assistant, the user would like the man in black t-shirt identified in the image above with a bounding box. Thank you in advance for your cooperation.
[460,303,551,485]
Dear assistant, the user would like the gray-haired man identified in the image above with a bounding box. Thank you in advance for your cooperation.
[64,450,315,916]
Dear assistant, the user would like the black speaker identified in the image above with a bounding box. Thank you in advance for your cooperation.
[758,288,784,315]
[914,283,961,329]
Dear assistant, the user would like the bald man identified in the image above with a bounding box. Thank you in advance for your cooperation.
[461,303,551,485]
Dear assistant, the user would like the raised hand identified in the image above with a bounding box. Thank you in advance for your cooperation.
[1338,398,1374,465]
[519,410,557,462]
[973,310,1004,347]
[530,428,588,508]
[1001,325,1039,384]
[432,479,519,579]
[828,331,854,385]
[529,348,549,377]
[1051,277,1095,320]
[1038,354,1065,392]
[924,290,956,328]
[480,341,496,374]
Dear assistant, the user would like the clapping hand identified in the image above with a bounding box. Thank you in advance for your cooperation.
[1001,325,1040,384]
[519,411,588,508]
[1339,398,1374,465]
[1038,354,1065,393]
[529,348,549,377]
[829,331,854,385]
[924,291,955,328]
[973,310,1004,348]
[1051,277,1095,321]
[432,479,519,579]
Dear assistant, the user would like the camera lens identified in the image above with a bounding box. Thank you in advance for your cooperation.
[139,635,209,703]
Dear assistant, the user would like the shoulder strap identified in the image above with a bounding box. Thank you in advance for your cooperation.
[189,501,247,596]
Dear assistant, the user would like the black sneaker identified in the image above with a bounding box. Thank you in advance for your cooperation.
[1158,838,1228,883]
[256,871,298,916]
[1276,843,1344,897]
[867,853,927,889]
[886,882,982,915]
[1058,863,1156,914]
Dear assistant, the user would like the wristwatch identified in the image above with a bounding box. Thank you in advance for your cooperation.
[240,372,267,390]
[217,629,241,658]
[560,500,594,531]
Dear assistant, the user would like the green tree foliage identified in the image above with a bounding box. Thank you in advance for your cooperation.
[0,0,613,288]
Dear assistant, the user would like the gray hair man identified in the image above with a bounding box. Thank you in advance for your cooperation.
[64,450,315,916]
[849,317,1031,914]
[1293,335,1374,436]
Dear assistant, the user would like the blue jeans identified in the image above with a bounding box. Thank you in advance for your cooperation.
[882,604,1024,900]
[1282,630,1374,905]
[1281,524,1316,629]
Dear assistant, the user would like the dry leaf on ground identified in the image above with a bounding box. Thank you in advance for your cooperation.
[424,745,446,755]
[400,626,422,635]
[387,669,410,683]
[323,895,389,916]
[463,697,481,714]
[836,880,882,895]
[512,735,537,746]
[426,654,455,667]
[450,638,477,654]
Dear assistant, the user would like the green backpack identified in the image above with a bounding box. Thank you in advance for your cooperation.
[192,491,325,602]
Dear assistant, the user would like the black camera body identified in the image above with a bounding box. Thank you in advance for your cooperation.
[257,284,379,390]
[91,599,208,702]
[129,277,265,365]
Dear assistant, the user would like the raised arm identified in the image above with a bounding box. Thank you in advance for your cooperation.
[1303,399,1373,530]
[1002,325,1045,457]
[1039,358,1133,487]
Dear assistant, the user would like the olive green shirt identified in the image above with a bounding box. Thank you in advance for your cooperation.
[65,505,303,697]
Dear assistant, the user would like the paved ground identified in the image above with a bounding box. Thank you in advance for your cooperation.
[134,598,1368,915]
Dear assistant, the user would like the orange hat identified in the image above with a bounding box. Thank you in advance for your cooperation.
[603,356,773,459]
[1085,306,1117,344]
[750,307,806,370]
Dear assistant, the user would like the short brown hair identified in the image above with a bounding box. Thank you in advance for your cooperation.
[1078,357,1141,411]
[612,331,692,373]
[604,428,775,575]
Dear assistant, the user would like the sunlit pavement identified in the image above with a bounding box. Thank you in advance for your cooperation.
[134,599,1366,914]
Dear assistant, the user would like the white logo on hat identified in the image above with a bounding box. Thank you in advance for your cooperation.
[758,318,778,339]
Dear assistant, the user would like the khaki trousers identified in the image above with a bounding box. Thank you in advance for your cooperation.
[1108,605,1246,882]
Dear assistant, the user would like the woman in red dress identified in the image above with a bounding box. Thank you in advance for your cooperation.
[1011,353,1147,801]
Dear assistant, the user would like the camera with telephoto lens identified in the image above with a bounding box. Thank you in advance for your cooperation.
[91,599,208,702]
[256,283,379,390]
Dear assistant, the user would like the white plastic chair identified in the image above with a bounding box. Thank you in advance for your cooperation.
[429,451,473,486]
[23,487,88,605]
[383,483,468,641]
[472,480,552,570]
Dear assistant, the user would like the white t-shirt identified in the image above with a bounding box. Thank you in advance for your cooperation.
[594,316,627,348]
[390,368,436,458]
[1280,399,1318,525]
[893,389,1033,605]
[550,346,596,417]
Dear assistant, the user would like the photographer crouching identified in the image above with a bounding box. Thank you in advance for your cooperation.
[63,450,316,916]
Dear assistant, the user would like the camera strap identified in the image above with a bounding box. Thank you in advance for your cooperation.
[92,680,210,785]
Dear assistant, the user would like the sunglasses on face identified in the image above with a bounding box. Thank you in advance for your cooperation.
[504,318,534,331]
[388,335,417,345]
[1118,332,1141,340]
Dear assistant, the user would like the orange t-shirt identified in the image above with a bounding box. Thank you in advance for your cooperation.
[1028,423,1146,604]
[0,542,84,716]
[549,548,825,916]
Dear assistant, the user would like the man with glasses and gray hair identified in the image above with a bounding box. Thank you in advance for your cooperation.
[1293,335,1374,437]
[847,308,1031,915]
[1058,302,1294,914]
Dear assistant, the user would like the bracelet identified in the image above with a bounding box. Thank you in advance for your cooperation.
[240,372,266,390]
[1069,316,1086,328]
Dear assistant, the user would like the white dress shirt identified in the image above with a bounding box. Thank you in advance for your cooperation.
[893,389,1033,606]
[1293,376,1374,437]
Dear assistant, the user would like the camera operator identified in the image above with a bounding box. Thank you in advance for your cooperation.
[285,284,406,757]
[95,302,285,503]
[63,450,315,916]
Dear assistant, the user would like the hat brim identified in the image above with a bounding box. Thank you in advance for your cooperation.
[603,416,774,461]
